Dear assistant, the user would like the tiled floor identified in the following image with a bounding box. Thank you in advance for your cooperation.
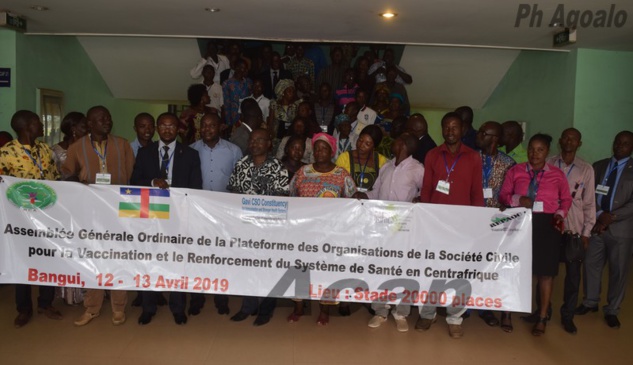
[1,270,632,365]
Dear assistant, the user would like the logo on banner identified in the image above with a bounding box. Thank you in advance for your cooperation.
[490,211,526,231]
[118,187,170,219]
[5,181,57,209]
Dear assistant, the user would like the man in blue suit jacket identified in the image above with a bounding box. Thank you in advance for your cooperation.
[131,112,202,325]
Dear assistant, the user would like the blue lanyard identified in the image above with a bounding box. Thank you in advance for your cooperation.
[357,152,371,189]
[442,152,462,181]
[558,159,575,179]
[482,154,496,188]
[526,165,544,196]
[22,147,44,177]
[338,139,350,154]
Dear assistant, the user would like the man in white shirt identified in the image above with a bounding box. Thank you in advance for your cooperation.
[190,41,230,84]
[238,78,270,120]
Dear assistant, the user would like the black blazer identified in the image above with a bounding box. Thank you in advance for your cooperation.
[259,68,292,99]
[131,141,202,189]
[413,134,437,165]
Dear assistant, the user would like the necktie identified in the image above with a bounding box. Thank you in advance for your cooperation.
[273,71,279,88]
[601,166,618,212]
[527,170,540,201]
[160,146,170,179]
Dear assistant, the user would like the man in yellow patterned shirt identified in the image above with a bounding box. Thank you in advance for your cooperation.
[0,110,61,328]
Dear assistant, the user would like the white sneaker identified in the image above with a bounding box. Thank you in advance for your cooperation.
[368,315,387,328]
[395,317,409,332]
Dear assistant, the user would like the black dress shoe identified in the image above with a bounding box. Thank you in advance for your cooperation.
[480,311,500,327]
[605,315,621,328]
[230,311,250,322]
[253,315,271,326]
[14,310,33,328]
[188,306,201,316]
[574,305,598,315]
[138,312,155,325]
[173,312,187,325]
[562,318,577,334]
[217,305,230,315]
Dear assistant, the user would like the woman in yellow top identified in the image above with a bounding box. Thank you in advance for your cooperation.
[335,124,388,193]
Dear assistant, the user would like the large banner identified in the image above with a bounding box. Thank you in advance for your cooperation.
[0,176,532,312]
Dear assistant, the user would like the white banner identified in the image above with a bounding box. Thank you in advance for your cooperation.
[0,176,532,312]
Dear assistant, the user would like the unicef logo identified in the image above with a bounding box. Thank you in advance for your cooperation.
[6,181,57,210]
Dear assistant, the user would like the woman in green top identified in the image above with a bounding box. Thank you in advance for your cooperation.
[335,125,388,192]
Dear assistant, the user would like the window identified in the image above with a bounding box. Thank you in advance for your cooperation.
[38,89,64,146]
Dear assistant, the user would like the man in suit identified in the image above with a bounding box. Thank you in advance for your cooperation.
[576,130,633,329]
[259,52,292,100]
[230,98,265,155]
[406,113,437,165]
[131,112,202,325]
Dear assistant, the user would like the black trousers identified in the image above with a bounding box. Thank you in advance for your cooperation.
[158,293,228,315]
[560,260,582,320]
[15,284,55,313]
[239,296,277,318]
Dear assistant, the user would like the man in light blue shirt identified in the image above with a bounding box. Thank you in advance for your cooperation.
[190,113,242,192]
[129,113,155,157]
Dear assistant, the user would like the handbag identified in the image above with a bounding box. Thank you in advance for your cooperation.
[561,232,585,262]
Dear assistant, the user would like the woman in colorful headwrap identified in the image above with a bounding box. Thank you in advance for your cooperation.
[288,132,356,325]
[336,125,388,193]
[267,79,299,139]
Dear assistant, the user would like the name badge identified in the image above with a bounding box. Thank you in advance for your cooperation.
[356,187,368,193]
[596,184,610,195]
[95,173,112,185]
[483,188,493,199]
[436,180,450,195]
[533,201,544,212]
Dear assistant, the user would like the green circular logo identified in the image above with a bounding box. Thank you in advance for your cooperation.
[6,181,57,210]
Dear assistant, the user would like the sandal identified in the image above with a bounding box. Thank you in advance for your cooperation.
[500,312,513,333]
[287,312,302,323]
[316,311,329,326]
[531,317,547,336]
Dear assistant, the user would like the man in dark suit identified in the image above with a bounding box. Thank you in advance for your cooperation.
[577,130,633,328]
[259,52,292,99]
[405,113,437,165]
[131,112,202,325]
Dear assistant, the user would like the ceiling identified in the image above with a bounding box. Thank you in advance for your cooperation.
[3,0,632,50]
[3,0,631,108]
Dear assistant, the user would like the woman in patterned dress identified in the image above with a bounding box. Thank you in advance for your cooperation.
[288,133,356,325]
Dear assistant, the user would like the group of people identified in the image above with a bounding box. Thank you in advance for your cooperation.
[0,40,631,341]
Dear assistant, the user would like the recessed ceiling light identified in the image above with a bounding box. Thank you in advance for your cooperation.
[205,8,220,13]
[380,12,397,18]
[30,5,49,11]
